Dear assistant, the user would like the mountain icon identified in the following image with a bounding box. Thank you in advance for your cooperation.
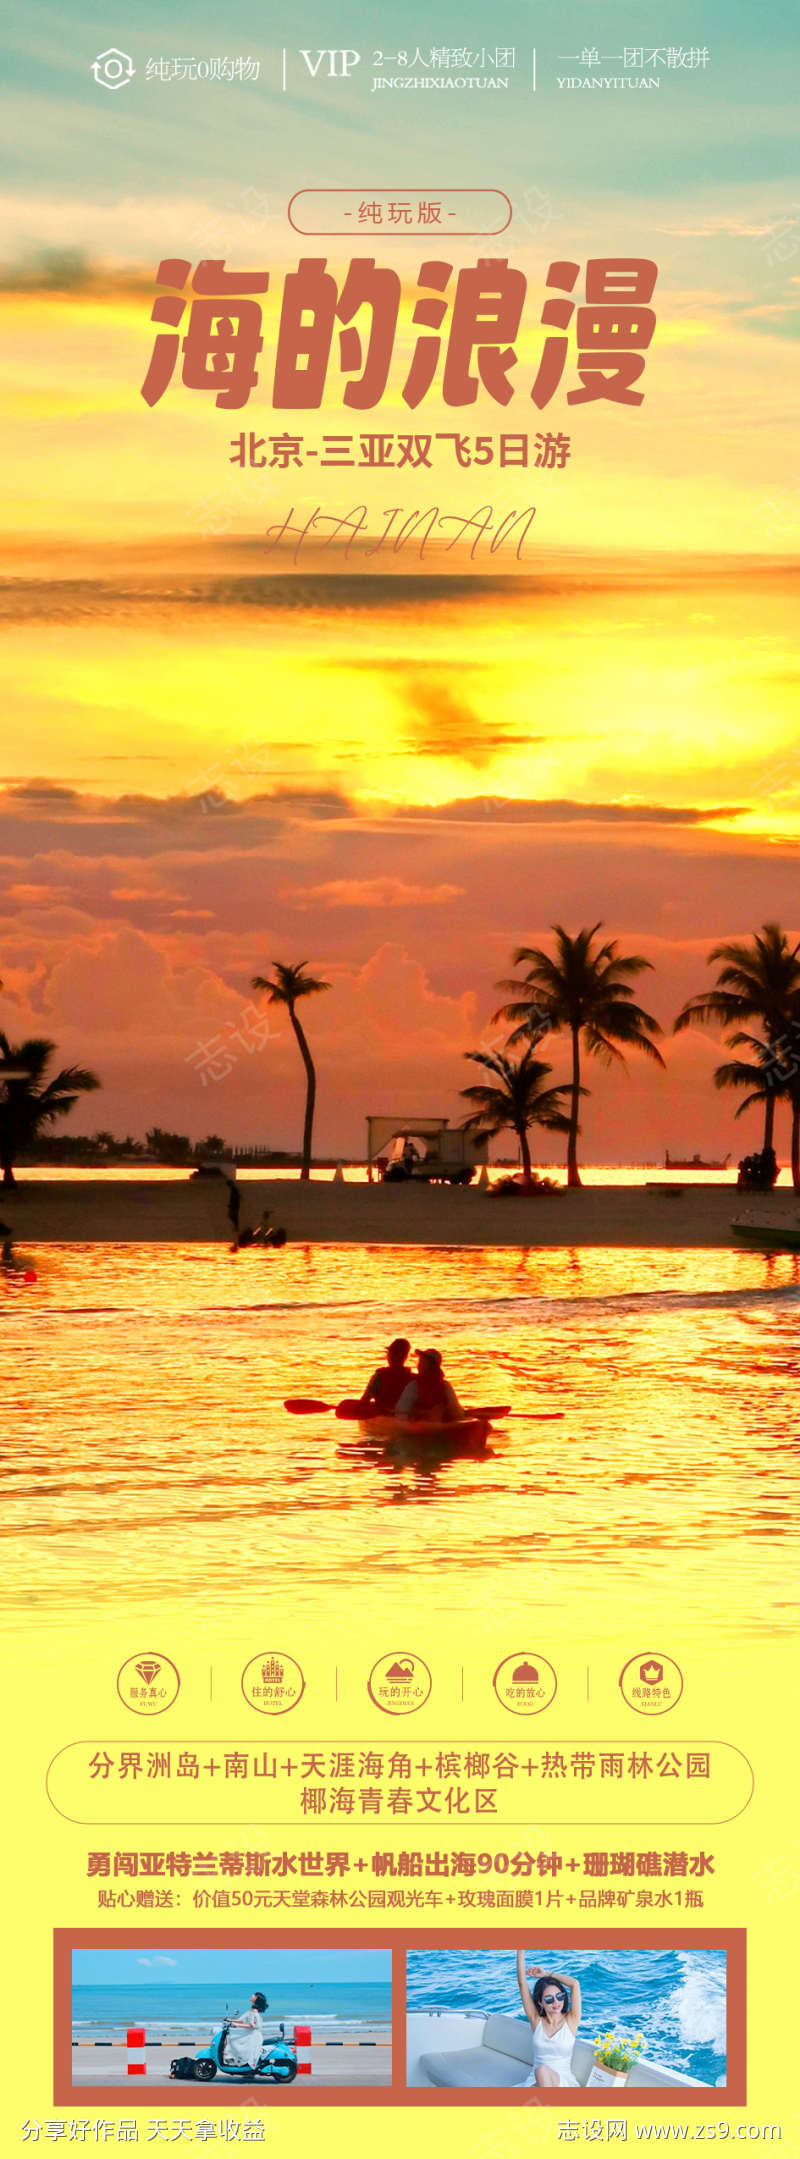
[512,1661,539,1683]
[386,1660,415,1681]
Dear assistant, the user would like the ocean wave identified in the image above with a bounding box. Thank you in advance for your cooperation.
[668,1958,727,2054]
[34,1280,800,1327]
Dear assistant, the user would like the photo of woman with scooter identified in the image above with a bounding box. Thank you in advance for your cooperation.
[71,1944,392,2089]
[172,1993,301,2084]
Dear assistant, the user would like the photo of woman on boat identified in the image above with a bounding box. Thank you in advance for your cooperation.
[406,1942,727,2091]
[515,1950,582,2087]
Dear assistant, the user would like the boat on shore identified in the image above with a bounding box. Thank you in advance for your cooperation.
[406,2010,708,2090]
[731,1214,800,1251]
[665,1150,730,1171]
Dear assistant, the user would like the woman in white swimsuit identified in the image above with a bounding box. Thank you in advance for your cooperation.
[516,1951,582,2088]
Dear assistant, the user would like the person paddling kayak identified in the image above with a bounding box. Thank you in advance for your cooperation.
[358,1337,413,1415]
[395,1347,464,1424]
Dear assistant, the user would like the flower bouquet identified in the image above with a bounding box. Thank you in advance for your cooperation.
[587,2030,645,2087]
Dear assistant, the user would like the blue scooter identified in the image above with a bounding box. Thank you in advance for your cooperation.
[171,2006,298,2083]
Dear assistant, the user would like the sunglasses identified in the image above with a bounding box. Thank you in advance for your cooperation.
[541,1994,562,2005]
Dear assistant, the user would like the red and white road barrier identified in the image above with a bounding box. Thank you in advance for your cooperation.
[293,2023,312,2075]
[127,2026,147,2076]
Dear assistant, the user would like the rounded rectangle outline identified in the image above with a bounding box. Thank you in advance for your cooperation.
[45,1735,754,1826]
[287,187,512,235]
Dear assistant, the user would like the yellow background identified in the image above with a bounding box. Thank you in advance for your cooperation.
[4,1613,798,2148]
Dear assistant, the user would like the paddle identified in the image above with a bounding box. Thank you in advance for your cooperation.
[283,1396,564,1422]
[285,1397,353,1414]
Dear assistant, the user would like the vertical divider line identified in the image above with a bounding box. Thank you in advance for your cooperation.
[392,1939,406,2103]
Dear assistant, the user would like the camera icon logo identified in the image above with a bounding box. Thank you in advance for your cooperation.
[91,48,135,89]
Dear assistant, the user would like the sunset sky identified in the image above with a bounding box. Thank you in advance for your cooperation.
[1,0,799,1158]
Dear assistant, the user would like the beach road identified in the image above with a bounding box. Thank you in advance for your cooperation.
[70,2031,392,2088]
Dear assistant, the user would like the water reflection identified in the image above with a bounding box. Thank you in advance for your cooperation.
[1,1242,798,1633]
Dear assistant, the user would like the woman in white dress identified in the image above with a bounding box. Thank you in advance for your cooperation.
[516,1951,582,2088]
[225,1990,267,2069]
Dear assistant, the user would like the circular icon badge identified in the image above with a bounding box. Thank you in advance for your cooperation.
[619,1651,683,1715]
[241,1651,305,1715]
[368,1651,432,1715]
[493,1651,557,1715]
[117,1652,180,1716]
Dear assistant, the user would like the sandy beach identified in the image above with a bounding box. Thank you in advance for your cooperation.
[70,2033,391,2089]
[3,1175,800,1247]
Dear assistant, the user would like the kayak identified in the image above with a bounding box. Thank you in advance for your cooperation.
[356,1413,493,1447]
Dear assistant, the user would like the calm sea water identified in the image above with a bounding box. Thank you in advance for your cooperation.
[16,1165,748,1183]
[3,1242,798,1631]
[72,1979,391,2037]
[406,1947,726,2087]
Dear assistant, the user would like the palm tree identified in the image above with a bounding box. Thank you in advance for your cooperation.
[749,1002,800,1191]
[459,1047,571,1189]
[674,924,800,1155]
[494,924,664,1188]
[713,1033,786,1162]
[252,962,330,1180]
[0,1034,101,1185]
[789,1057,800,1193]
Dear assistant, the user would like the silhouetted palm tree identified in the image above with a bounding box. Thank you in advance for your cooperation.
[460,1047,571,1189]
[0,1034,101,1185]
[494,924,664,1187]
[252,962,330,1180]
[714,1033,785,1137]
[742,1001,800,1190]
[789,1067,800,1192]
[674,923,800,1155]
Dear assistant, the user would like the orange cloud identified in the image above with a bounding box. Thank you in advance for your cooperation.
[284,878,465,909]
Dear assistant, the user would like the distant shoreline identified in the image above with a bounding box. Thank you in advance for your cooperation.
[72,2019,391,2038]
[3,1176,797,1248]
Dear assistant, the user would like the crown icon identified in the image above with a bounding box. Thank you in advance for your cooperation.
[640,1659,663,1685]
